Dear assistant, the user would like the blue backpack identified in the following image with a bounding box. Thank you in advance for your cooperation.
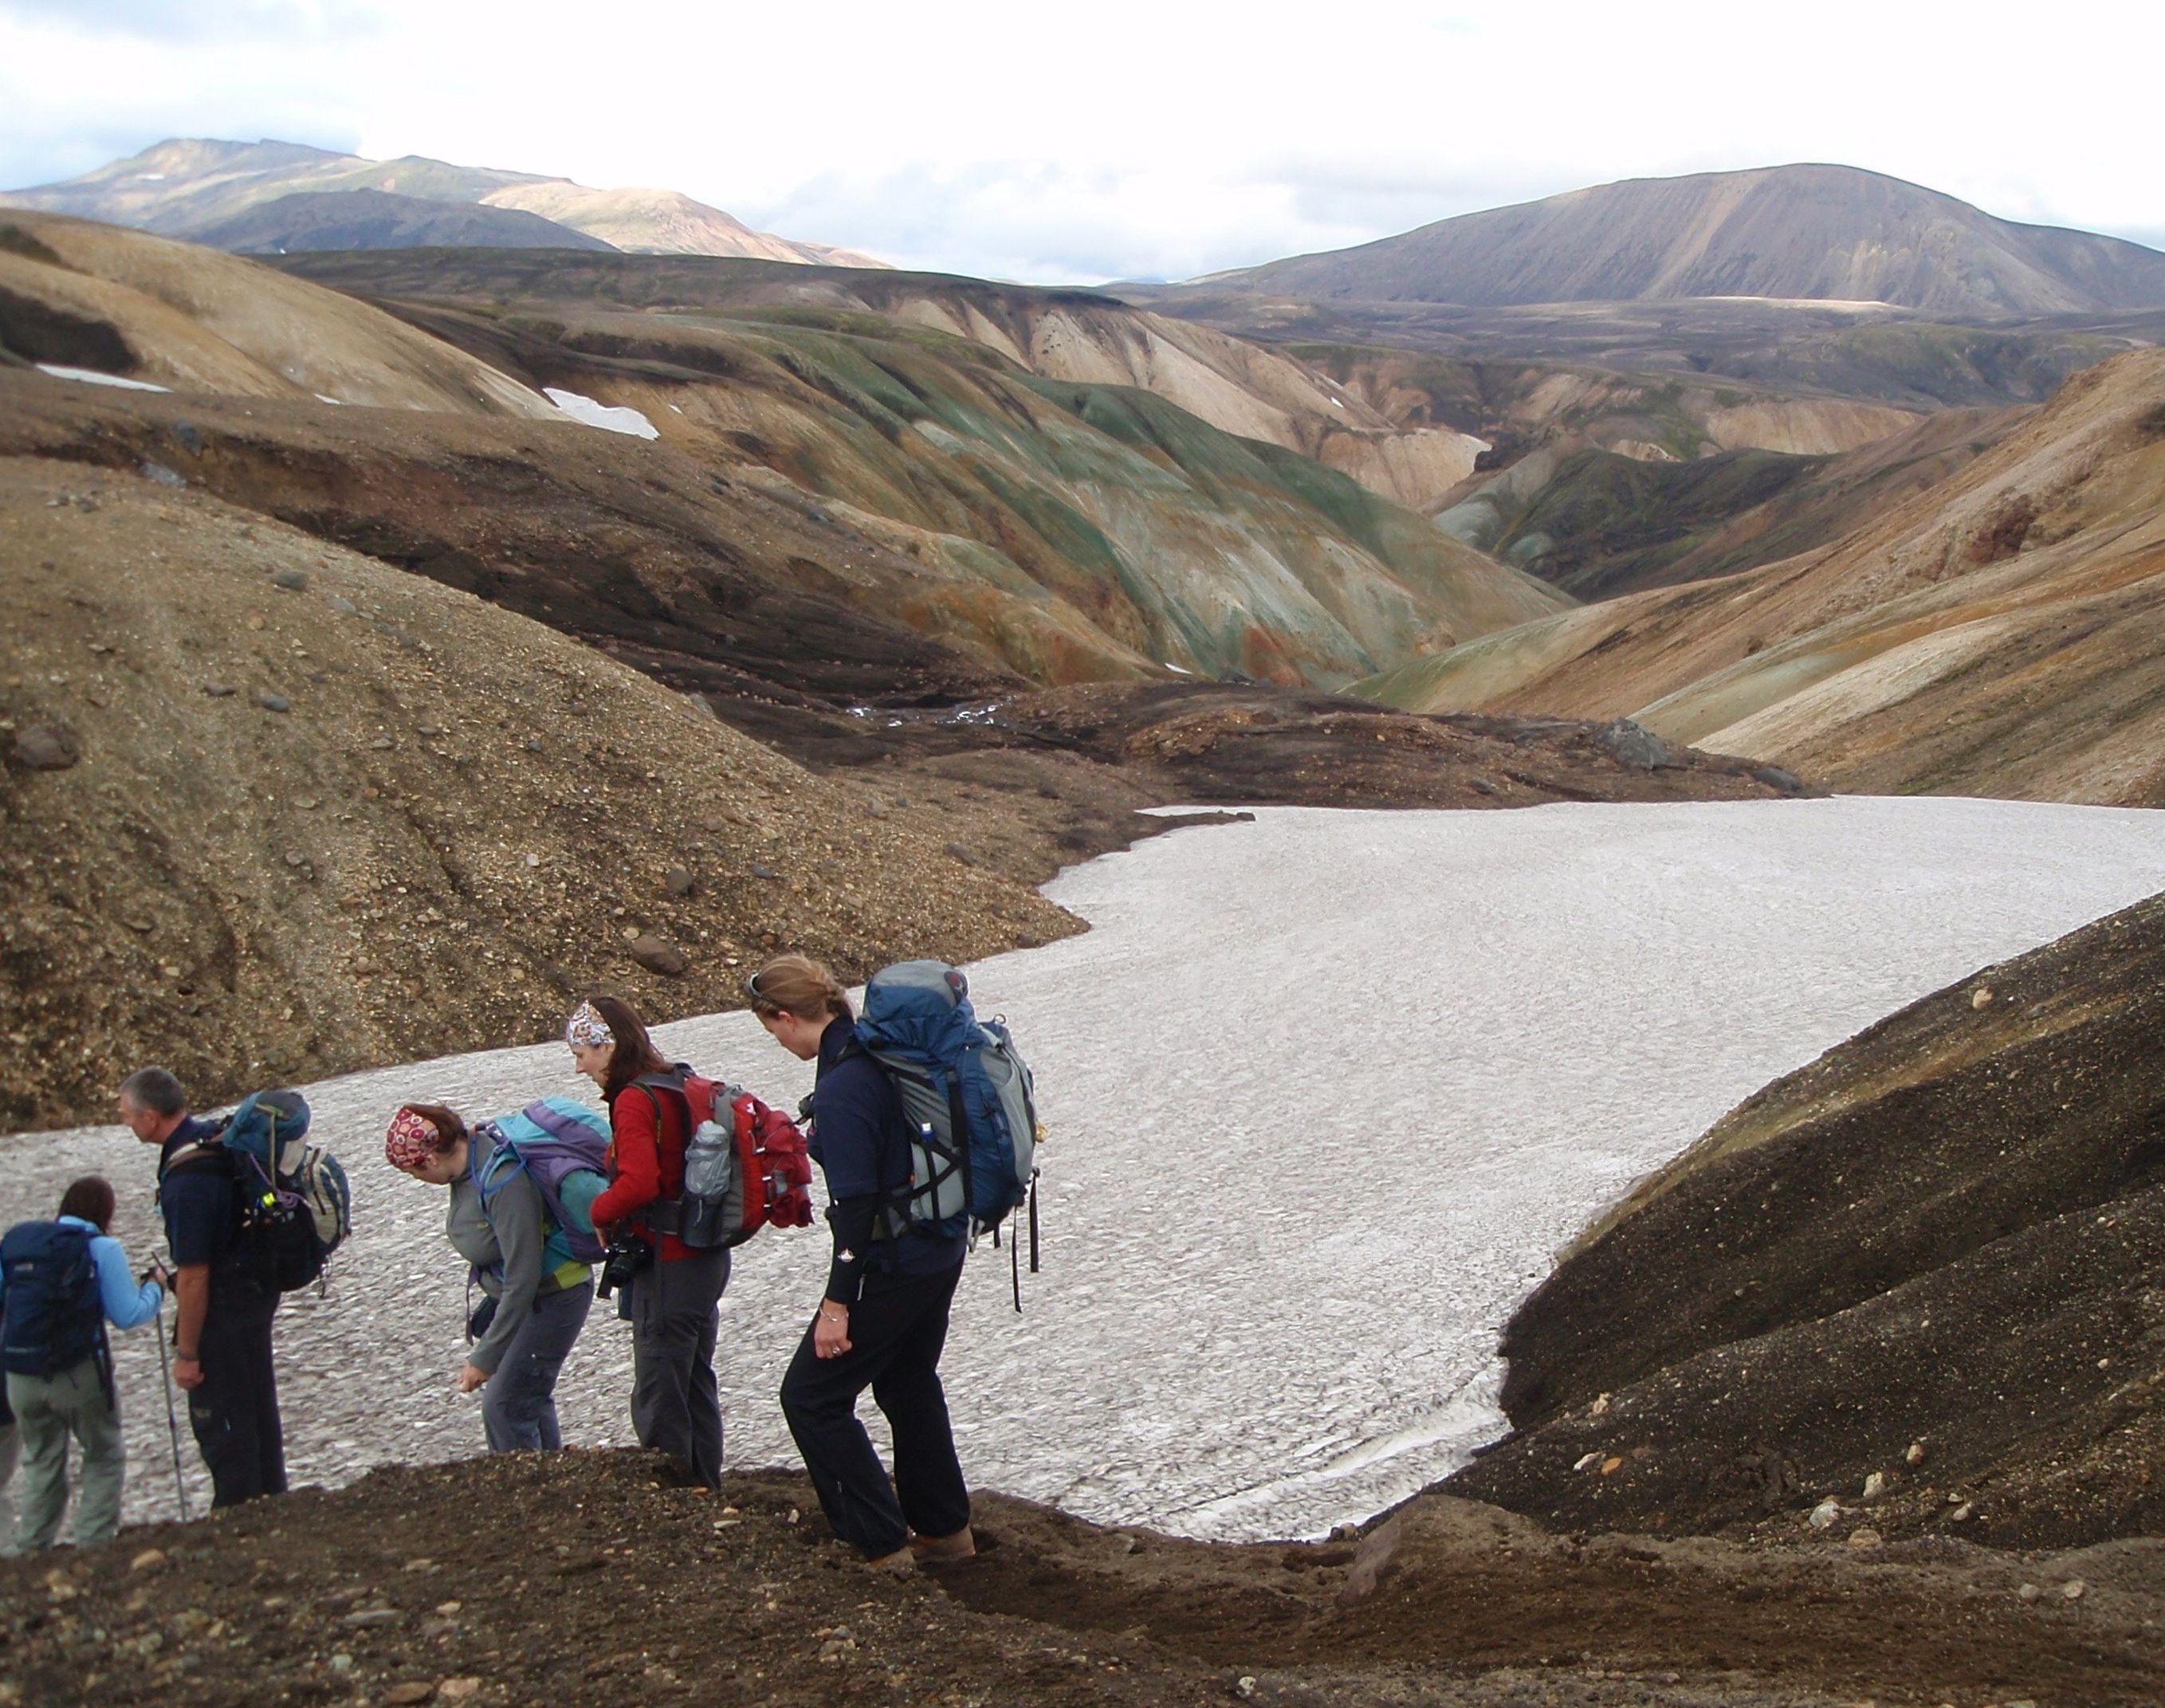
[855,962,1041,1257]
[470,1099,611,1267]
[0,1221,106,1380]
[196,1090,352,1291]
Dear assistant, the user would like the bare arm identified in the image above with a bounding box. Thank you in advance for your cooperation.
[173,1262,210,1389]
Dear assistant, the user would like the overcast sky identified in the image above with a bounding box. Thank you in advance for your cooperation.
[3,0,2159,282]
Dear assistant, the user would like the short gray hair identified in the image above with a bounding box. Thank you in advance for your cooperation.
[119,1066,188,1119]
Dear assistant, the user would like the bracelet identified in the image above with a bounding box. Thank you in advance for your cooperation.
[176,1350,199,1362]
[818,1305,847,1321]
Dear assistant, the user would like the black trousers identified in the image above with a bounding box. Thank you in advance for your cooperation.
[780,1262,969,1558]
[188,1280,285,1508]
[627,1247,730,1489]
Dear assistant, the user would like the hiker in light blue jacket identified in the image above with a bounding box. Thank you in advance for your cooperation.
[0,1176,165,1552]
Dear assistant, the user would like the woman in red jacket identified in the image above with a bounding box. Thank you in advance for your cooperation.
[568,995,730,1488]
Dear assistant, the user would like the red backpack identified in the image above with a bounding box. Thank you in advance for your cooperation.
[647,1073,814,1248]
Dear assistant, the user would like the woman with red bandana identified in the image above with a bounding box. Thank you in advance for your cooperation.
[570,995,731,1489]
[384,1104,595,1453]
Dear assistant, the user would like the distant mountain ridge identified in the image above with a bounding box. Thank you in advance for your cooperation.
[2,138,888,267]
[1213,165,2165,319]
[191,188,615,254]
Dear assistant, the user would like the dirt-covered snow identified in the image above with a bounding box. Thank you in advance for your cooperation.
[4,796,2162,1543]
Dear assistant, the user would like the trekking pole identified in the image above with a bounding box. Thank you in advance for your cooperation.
[151,1264,191,1522]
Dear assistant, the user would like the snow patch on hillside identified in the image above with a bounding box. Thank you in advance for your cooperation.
[6,797,2163,1540]
[543,387,658,438]
[37,364,168,392]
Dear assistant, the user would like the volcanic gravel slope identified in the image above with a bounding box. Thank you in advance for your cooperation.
[1448,886,2165,1553]
[6,1454,2165,1708]
[0,454,1072,1129]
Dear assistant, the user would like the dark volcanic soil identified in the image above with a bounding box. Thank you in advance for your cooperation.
[1446,889,2165,1556]
[6,1452,2163,1708]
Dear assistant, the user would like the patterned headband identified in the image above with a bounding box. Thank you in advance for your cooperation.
[385,1107,445,1172]
[566,1001,615,1050]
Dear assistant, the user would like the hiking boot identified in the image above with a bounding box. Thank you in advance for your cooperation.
[909,1525,976,1565]
[865,1545,919,1572]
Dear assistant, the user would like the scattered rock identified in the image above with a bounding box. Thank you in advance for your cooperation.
[139,460,186,489]
[751,862,780,881]
[2061,1578,2086,1600]
[1845,1527,1883,1549]
[1469,776,1501,797]
[328,1654,356,1674]
[385,1685,435,1706]
[1748,763,1805,794]
[1573,1451,1602,1472]
[2018,1582,2042,1603]
[11,724,80,771]
[438,1682,482,1702]
[124,917,153,933]
[254,692,291,713]
[1971,986,1994,1009]
[524,853,541,868]
[341,1607,403,1628]
[167,419,206,455]
[1589,1392,1611,1416]
[272,567,310,591]
[1862,1470,1888,1502]
[329,595,358,615]
[1906,1441,1927,1467]
[202,681,235,698]
[627,934,689,977]
[1950,1502,1974,1522]
[1809,1498,1844,1529]
[371,736,395,749]
[664,865,696,897]
[1599,1456,1623,1476]
[128,1548,166,1572]
[945,841,982,867]
[1593,718,1670,770]
[1338,1514,1402,1603]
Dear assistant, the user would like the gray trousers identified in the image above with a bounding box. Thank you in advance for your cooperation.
[7,1361,124,1552]
[627,1247,729,1488]
[482,1280,594,1453]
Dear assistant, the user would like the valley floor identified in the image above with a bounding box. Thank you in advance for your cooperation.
[6,799,2161,1541]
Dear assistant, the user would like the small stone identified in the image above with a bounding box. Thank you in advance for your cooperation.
[371,736,395,749]
[524,853,541,867]
[434,1601,462,1616]
[2018,1582,2042,1603]
[944,841,981,867]
[1971,986,1994,1009]
[2062,1578,2087,1600]
[664,865,696,897]
[1905,1441,1927,1467]
[254,691,291,713]
[11,724,80,770]
[1846,1527,1883,1549]
[1574,1451,1602,1472]
[329,595,358,615]
[386,1686,436,1706]
[438,1682,482,1702]
[1469,776,1500,797]
[329,1655,356,1674]
[1809,1498,1844,1529]
[1236,1679,1259,1699]
[627,934,689,977]
[1862,1470,1888,1502]
[139,460,186,489]
[1950,1502,1974,1522]
[128,1548,167,1572]
[169,419,206,454]
[1599,1456,1623,1476]
[1589,1392,1611,1416]
[203,681,236,697]
[751,862,780,881]
[342,1607,403,1628]
[272,568,310,591]
[402,1557,434,1573]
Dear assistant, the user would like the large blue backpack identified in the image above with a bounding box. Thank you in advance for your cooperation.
[191,1090,352,1292]
[470,1099,611,1268]
[855,962,1041,1261]
[0,1221,106,1380]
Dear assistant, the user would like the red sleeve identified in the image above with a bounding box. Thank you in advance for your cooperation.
[590,1090,662,1230]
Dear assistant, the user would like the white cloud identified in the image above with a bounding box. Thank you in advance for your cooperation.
[2,0,2160,282]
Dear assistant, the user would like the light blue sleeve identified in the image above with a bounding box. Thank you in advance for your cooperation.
[89,1235,163,1331]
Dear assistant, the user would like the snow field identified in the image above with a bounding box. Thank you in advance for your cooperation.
[2,797,2162,1541]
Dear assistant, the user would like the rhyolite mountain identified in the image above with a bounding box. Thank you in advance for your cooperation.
[1209,164,2165,319]
[2,137,887,267]
[189,188,617,254]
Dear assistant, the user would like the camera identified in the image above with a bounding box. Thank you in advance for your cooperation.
[595,1235,654,1300]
